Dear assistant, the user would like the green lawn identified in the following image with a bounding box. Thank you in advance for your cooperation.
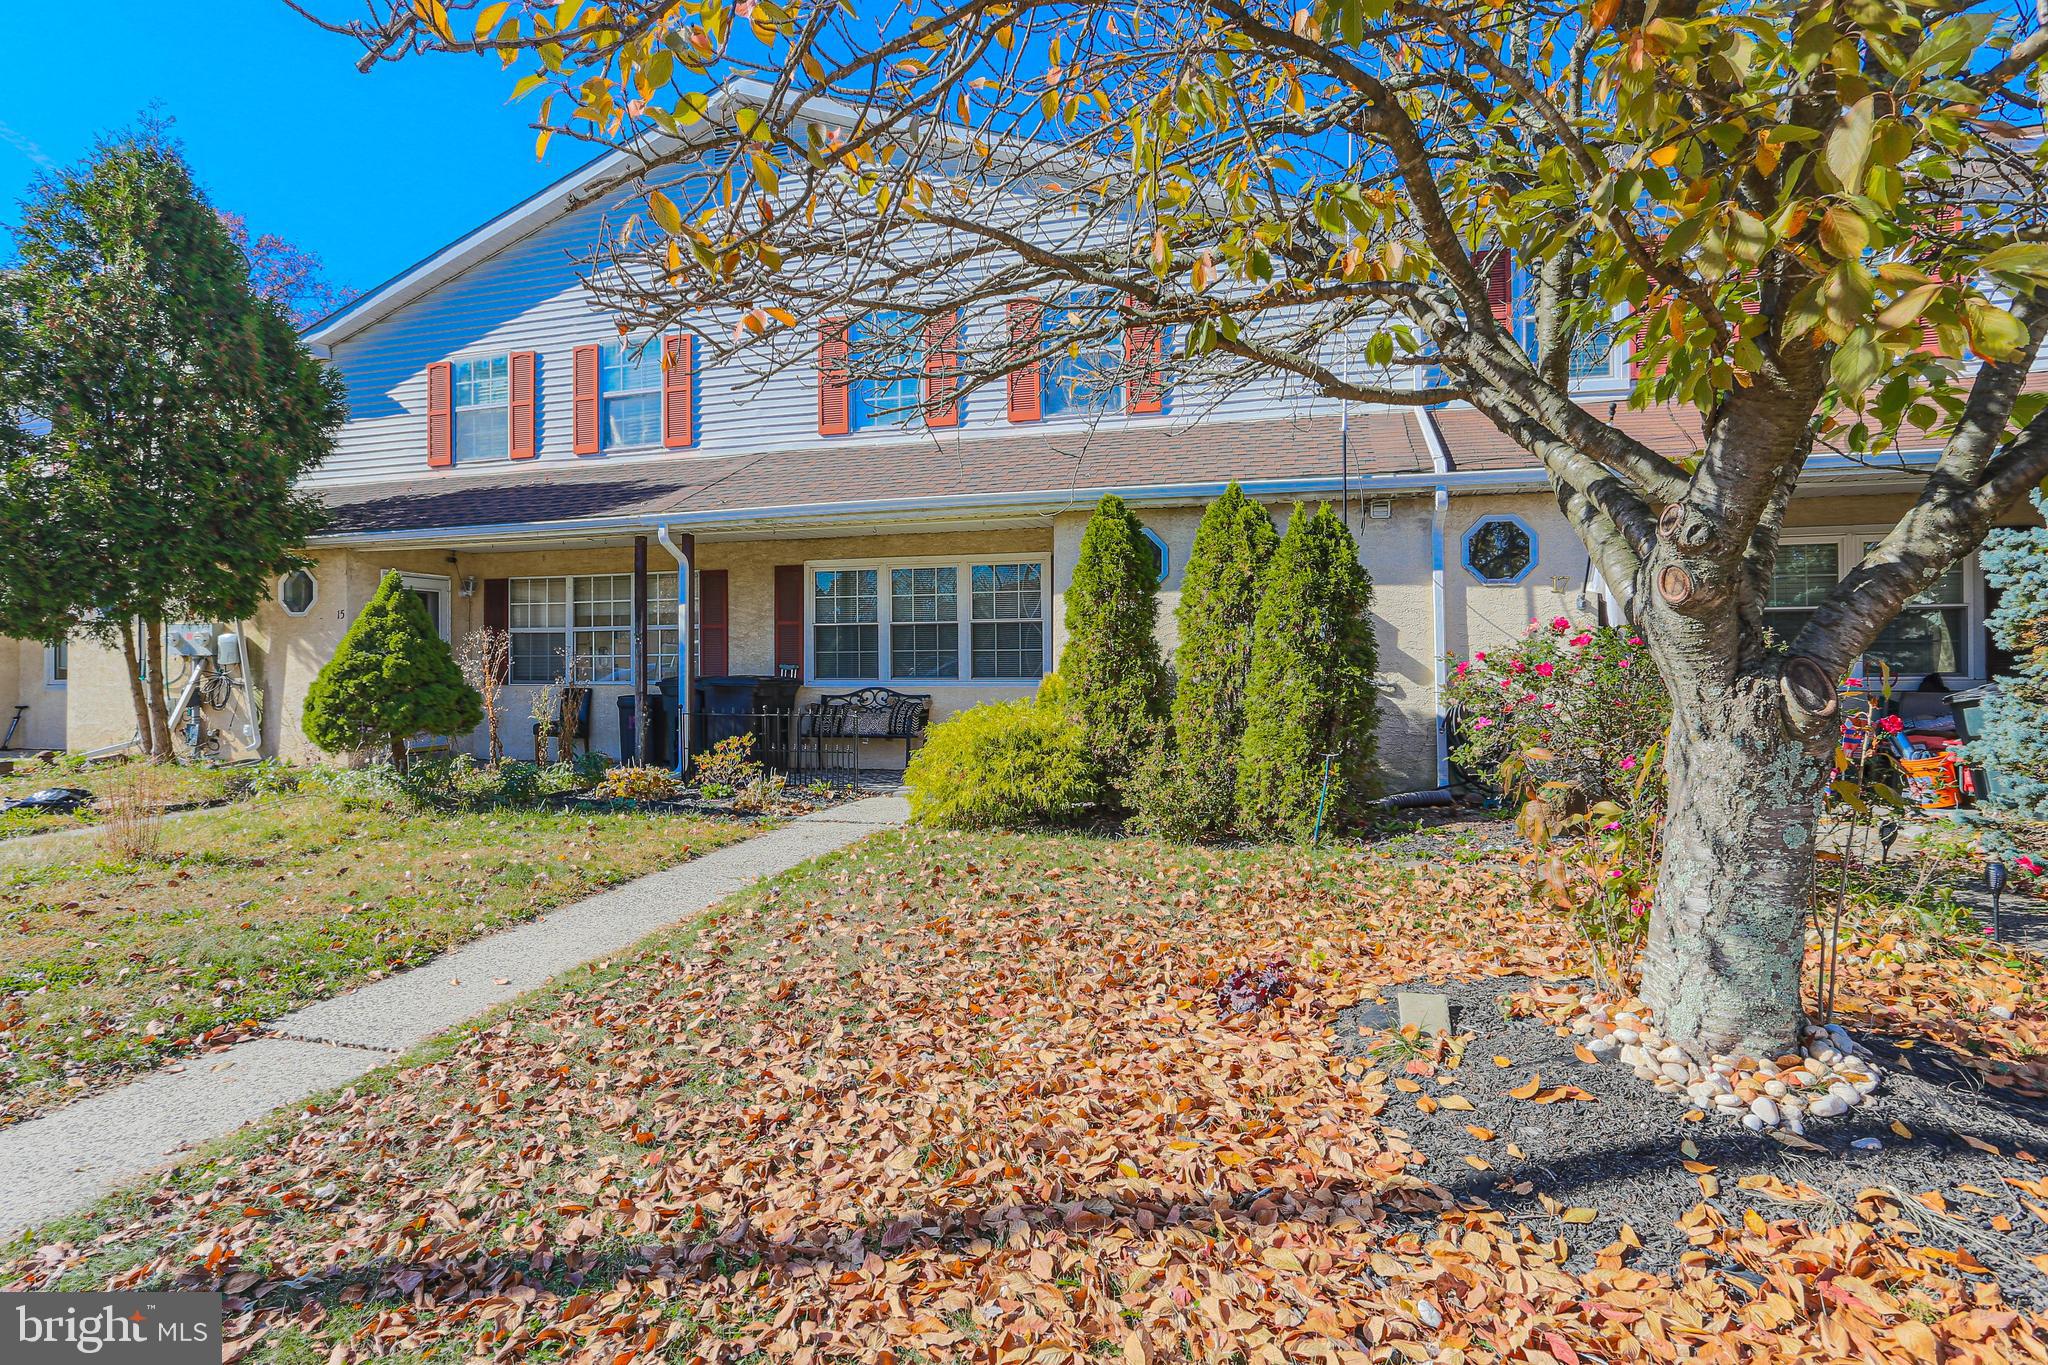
[0,791,750,1120]
[0,758,240,842]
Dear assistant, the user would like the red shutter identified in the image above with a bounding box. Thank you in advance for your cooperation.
[924,312,961,428]
[571,344,602,455]
[1919,206,1965,354]
[1006,300,1042,423]
[508,351,537,459]
[1478,249,1514,326]
[773,565,804,675]
[482,578,511,683]
[426,361,453,467]
[1124,320,1165,414]
[662,334,694,448]
[818,319,851,436]
[698,569,729,677]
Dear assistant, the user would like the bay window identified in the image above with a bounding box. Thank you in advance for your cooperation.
[811,558,1047,683]
[507,573,678,685]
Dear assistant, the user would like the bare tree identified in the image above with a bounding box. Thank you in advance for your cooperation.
[457,626,512,764]
[296,0,2048,1058]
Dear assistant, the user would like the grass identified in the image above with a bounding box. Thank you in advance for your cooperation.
[0,789,751,1120]
[0,757,239,842]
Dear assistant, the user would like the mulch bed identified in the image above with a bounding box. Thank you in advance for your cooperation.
[1340,975,2048,1307]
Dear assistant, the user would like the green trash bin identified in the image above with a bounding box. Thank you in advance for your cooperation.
[1948,686,1999,805]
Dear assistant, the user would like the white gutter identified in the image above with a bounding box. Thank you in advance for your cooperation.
[1414,411,1455,789]
[655,524,693,775]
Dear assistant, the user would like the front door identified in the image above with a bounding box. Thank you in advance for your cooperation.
[396,573,452,641]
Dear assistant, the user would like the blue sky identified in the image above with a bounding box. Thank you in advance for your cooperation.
[0,2,585,298]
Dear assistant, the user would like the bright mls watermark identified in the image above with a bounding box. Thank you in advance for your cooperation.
[2,1294,220,1364]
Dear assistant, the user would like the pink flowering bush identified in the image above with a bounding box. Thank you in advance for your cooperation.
[1444,620,1669,807]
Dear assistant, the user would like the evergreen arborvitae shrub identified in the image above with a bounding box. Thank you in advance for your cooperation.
[1057,493,1169,796]
[303,572,483,771]
[1965,490,2048,818]
[1236,503,1382,840]
[1160,482,1277,836]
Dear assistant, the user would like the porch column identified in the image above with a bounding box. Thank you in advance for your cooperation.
[632,535,649,766]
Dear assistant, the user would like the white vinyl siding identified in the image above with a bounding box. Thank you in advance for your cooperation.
[809,557,1048,684]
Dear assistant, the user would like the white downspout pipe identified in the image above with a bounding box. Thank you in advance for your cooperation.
[655,524,693,776]
[1415,410,1454,790]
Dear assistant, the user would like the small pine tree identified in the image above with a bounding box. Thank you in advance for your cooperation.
[303,572,483,771]
[1965,492,2048,818]
[1057,494,1170,794]
[1236,503,1381,840]
[1166,483,1278,836]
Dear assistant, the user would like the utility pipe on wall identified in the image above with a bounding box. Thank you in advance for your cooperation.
[1415,410,1455,790]
[655,524,694,776]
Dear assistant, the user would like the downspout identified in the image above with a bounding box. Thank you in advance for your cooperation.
[655,524,693,776]
[1415,409,1455,790]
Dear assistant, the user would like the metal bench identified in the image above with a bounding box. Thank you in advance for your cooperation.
[799,687,931,778]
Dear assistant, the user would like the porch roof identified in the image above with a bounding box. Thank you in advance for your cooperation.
[312,412,1439,539]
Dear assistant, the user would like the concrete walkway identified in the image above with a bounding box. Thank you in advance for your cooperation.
[0,796,907,1241]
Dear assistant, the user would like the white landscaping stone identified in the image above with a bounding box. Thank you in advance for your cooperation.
[1742,1113,1768,1132]
[1808,1094,1847,1118]
[1749,1097,1781,1126]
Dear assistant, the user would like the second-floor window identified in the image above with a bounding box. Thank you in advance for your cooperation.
[453,355,510,462]
[1041,292,1122,417]
[600,340,664,449]
[850,312,922,430]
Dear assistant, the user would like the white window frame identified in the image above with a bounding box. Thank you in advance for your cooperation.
[805,554,1052,687]
[1767,527,1983,684]
[45,642,66,688]
[395,572,453,642]
[277,568,318,617]
[505,572,679,686]
[599,338,664,452]
[450,352,511,464]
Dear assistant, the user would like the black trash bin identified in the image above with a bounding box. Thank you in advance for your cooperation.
[616,692,669,767]
[692,675,802,768]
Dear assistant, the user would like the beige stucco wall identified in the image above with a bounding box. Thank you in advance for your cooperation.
[1051,495,1444,794]
[0,638,66,753]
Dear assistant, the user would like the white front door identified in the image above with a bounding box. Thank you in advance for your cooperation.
[396,573,452,641]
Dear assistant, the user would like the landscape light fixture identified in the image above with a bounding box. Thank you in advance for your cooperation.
[1987,858,2008,942]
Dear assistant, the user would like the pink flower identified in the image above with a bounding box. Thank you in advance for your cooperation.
[1454,661,1469,677]
[2017,856,2042,875]
[1511,660,1527,673]
[1603,821,1621,830]
[1471,716,1493,729]
[1535,662,1555,678]
[1568,633,1593,648]
[1620,756,1639,771]
[1542,702,1558,710]
[1608,869,1626,878]
[1474,652,1487,662]
[1551,616,1571,631]
[1617,658,1633,669]
[1627,636,1643,646]
[1878,715,1904,734]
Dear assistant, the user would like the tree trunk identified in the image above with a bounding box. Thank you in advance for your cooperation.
[141,618,175,762]
[1637,672,1834,1060]
[118,624,155,759]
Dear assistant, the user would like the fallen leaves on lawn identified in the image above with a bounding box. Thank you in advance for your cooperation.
[5,832,2045,1364]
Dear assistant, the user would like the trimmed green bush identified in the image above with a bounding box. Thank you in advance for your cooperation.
[1154,482,1277,837]
[1236,503,1382,839]
[1057,494,1170,798]
[303,571,483,771]
[905,694,1097,828]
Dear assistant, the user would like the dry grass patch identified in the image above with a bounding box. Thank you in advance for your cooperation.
[0,792,749,1119]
